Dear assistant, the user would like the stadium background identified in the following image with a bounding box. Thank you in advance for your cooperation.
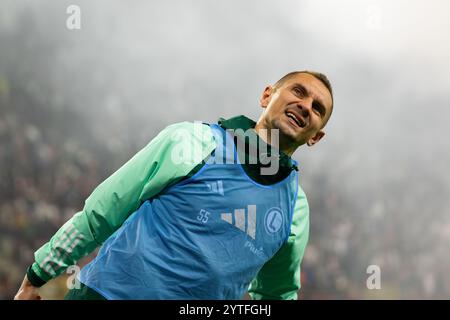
[1,0,450,299]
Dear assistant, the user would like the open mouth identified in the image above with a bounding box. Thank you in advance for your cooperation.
[286,111,306,128]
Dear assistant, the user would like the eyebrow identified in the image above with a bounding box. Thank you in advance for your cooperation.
[291,83,327,117]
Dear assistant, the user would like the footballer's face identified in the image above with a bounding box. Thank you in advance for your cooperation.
[256,73,333,155]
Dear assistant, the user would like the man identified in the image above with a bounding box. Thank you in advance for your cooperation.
[15,71,333,300]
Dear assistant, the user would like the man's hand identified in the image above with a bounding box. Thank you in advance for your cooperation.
[14,274,42,300]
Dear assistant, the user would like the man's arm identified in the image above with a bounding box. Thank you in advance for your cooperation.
[15,121,215,299]
[248,187,310,300]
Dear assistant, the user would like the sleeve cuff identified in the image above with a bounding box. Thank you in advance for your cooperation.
[26,263,48,288]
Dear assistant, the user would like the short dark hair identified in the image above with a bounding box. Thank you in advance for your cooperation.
[273,70,334,110]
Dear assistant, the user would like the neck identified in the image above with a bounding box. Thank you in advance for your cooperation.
[254,121,296,157]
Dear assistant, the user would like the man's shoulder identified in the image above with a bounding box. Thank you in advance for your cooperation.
[162,121,214,139]
[148,121,217,167]
[294,183,309,217]
[297,184,308,202]
[148,121,215,148]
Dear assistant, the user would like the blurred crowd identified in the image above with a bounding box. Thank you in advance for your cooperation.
[2,78,450,299]
[298,142,450,299]
[0,81,107,299]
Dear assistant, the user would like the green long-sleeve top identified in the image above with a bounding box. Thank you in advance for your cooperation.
[28,115,310,300]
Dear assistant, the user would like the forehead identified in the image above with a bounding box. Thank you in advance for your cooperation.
[282,73,333,110]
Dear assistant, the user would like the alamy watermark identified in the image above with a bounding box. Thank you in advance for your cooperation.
[66,265,81,289]
[66,5,81,30]
[366,264,381,290]
[170,121,281,175]
[365,5,382,31]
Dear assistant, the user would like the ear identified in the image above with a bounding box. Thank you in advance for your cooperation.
[307,130,325,147]
[259,85,273,108]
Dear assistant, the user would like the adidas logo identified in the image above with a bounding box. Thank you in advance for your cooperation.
[220,205,256,239]
[204,180,224,195]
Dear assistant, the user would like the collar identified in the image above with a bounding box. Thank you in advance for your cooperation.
[217,115,298,171]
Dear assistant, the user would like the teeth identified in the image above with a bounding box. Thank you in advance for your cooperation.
[287,112,302,127]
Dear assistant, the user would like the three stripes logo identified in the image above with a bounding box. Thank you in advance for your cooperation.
[220,205,256,239]
[204,180,224,195]
[39,224,84,276]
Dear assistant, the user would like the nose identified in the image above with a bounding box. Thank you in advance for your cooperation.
[296,97,313,117]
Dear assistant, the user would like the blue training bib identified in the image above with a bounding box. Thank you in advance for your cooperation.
[79,124,299,299]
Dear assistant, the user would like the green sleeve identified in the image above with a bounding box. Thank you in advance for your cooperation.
[31,121,215,283]
[248,186,310,300]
